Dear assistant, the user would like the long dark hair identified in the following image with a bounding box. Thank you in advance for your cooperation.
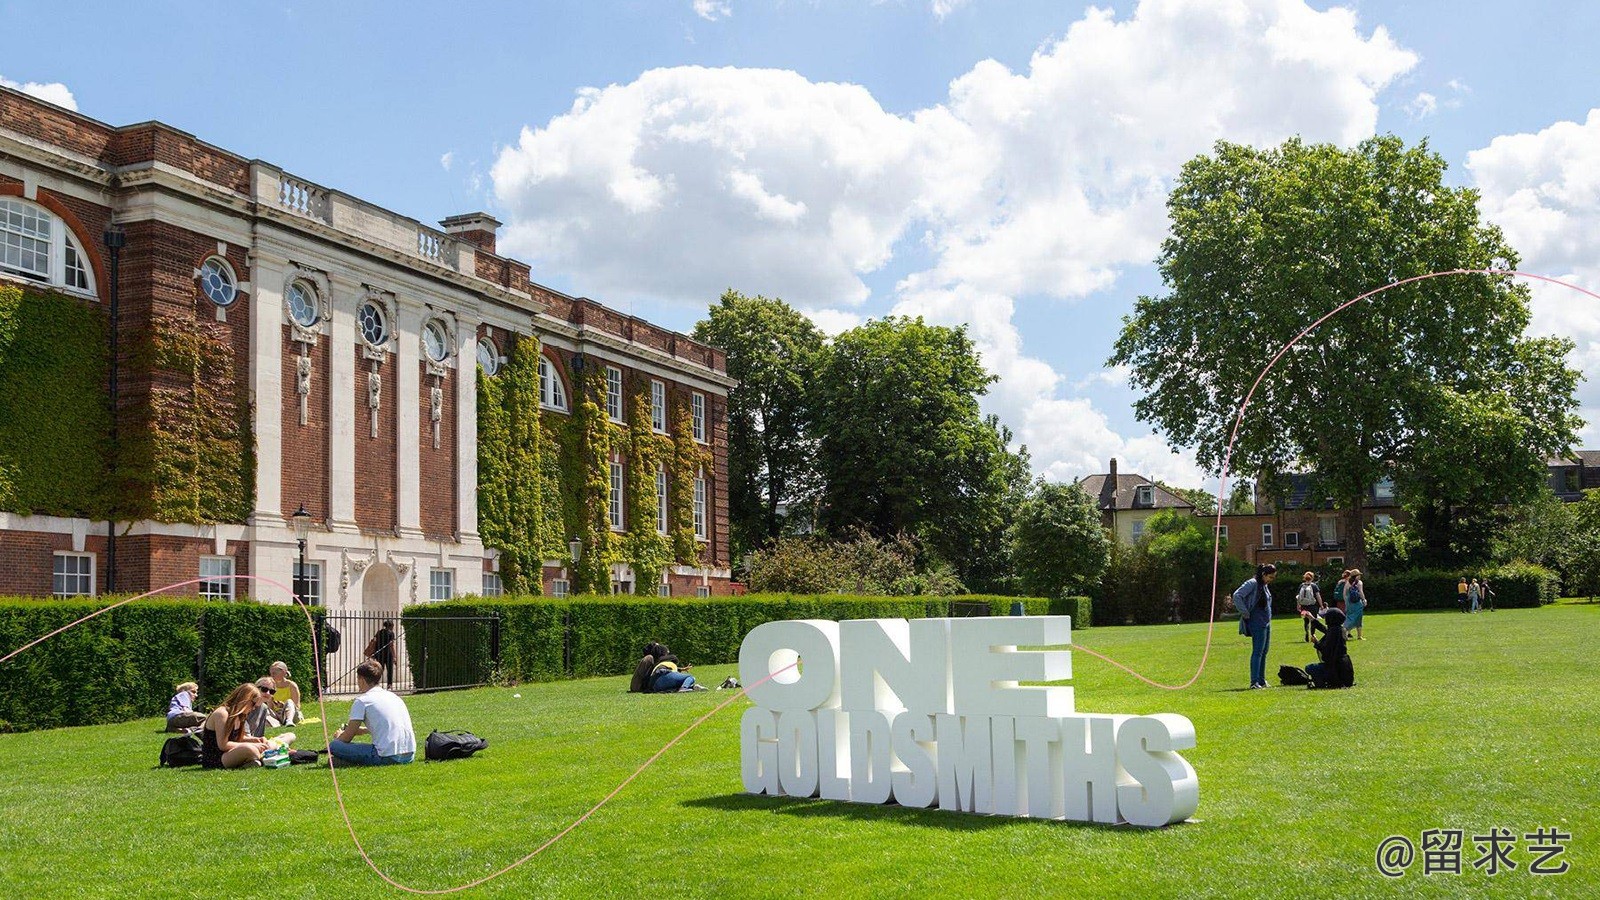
[1254,563,1276,586]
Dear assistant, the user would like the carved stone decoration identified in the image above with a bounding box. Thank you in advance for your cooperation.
[430,380,444,450]
[367,363,382,438]
[389,553,416,605]
[283,265,332,346]
[296,351,313,426]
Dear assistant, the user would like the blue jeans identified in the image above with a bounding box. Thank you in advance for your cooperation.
[650,670,696,692]
[327,739,413,766]
[1249,621,1271,686]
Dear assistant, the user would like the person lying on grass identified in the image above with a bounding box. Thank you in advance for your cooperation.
[202,683,270,769]
[327,659,416,766]
[631,642,706,693]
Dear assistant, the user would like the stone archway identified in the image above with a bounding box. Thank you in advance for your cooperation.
[360,562,399,614]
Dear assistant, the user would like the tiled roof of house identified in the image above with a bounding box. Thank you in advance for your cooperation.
[1075,473,1194,512]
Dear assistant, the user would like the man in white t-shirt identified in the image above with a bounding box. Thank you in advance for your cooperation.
[328,659,416,766]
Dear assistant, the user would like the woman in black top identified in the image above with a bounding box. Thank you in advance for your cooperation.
[365,620,397,689]
[201,683,270,769]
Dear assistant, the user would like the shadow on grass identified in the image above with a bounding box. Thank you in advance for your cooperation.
[682,792,1176,835]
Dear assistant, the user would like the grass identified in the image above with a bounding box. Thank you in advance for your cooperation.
[0,604,1595,899]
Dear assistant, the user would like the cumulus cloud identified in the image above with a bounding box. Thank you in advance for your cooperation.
[930,0,973,19]
[1406,92,1437,119]
[493,0,1416,483]
[693,0,731,21]
[1468,108,1600,431]
[439,151,455,171]
[1,75,77,111]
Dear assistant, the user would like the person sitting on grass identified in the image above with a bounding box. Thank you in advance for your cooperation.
[166,681,205,732]
[328,660,415,766]
[1301,606,1354,689]
[202,683,270,769]
[267,661,303,725]
[246,677,279,737]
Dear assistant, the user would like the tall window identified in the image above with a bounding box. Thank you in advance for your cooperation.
[651,379,667,432]
[1261,523,1274,547]
[656,464,669,534]
[0,198,95,294]
[551,579,570,598]
[199,557,235,601]
[482,572,504,597]
[693,470,707,540]
[429,569,454,601]
[606,366,623,422]
[1216,525,1229,544]
[539,356,568,410]
[52,553,94,597]
[1131,520,1145,541]
[1374,477,1396,502]
[293,561,322,605]
[692,392,706,442]
[1319,517,1338,545]
[610,461,625,530]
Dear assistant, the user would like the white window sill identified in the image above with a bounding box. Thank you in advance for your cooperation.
[541,403,570,415]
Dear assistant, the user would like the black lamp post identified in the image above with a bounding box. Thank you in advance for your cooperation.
[102,223,125,593]
[291,504,312,605]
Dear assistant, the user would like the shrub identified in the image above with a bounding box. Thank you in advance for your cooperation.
[0,597,312,732]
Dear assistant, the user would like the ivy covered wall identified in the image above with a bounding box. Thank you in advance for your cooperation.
[477,337,715,596]
[0,283,112,517]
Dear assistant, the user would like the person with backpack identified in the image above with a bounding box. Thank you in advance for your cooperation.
[1345,570,1368,640]
[1233,563,1277,689]
[1295,571,1323,642]
[201,683,271,769]
[328,659,415,766]
[1334,570,1351,613]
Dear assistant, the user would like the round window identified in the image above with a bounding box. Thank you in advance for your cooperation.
[199,257,237,307]
[423,320,449,362]
[286,281,319,327]
[477,338,500,376]
[358,301,389,347]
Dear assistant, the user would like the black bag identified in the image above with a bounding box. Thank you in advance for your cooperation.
[1277,665,1311,686]
[322,621,342,655]
[425,729,488,761]
[288,749,320,765]
[159,733,204,768]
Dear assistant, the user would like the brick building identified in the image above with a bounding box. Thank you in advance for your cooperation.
[0,86,734,608]
[1213,475,1406,568]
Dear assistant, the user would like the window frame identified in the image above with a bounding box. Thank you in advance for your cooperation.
[482,572,504,597]
[199,556,236,601]
[551,578,570,598]
[650,379,668,433]
[691,392,707,443]
[422,318,451,363]
[429,568,455,602]
[605,365,624,423]
[695,585,710,598]
[1284,531,1301,549]
[197,255,238,308]
[0,197,96,297]
[693,470,707,540]
[656,463,669,534]
[52,552,95,597]
[292,560,323,605]
[1261,523,1274,547]
[1134,484,1154,507]
[1131,519,1145,541]
[610,460,626,531]
[357,299,390,348]
[477,337,501,377]
[1216,525,1229,544]
[539,354,569,412]
[286,279,321,328]
[658,583,672,597]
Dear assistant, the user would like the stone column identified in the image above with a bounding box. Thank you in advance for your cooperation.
[250,255,284,525]
[455,315,481,542]
[328,277,358,531]
[396,301,423,538]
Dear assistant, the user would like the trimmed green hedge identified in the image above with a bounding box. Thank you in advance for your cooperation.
[0,598,313,732]
[408,593,1089,685]
[1227,564,1559,617]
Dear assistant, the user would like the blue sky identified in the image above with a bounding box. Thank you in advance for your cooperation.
[6,0,1600,487]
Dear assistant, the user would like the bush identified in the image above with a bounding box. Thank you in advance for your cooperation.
[0,597,313,732]
[1331,565,1556,611]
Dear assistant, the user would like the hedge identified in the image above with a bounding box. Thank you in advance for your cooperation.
[1223,563,1559,618]
[407,593,1090,686]
[0,598,313,732]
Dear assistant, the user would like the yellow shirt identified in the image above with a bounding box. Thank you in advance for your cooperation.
[1457,583,1467,595]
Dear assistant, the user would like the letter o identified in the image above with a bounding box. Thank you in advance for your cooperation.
[739,620,841,711]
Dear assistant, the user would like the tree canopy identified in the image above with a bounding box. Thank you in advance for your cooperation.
[1109,136,1582,568]
[1011,481,1109,600]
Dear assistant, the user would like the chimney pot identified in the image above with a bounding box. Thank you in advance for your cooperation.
[439,212,502,255]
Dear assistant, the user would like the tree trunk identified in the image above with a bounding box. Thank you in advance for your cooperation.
[1345,497,1367,572]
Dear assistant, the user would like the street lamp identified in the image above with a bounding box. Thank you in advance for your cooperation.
[102,223,126,592]
[569,537,582,563]
[291,503,312,605]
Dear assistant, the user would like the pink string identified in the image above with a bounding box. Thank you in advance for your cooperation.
[2,573,796,894]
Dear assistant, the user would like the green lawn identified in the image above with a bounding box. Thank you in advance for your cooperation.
[1,604,1594,899]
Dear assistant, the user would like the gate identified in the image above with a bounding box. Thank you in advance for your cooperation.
[314,611,499,695]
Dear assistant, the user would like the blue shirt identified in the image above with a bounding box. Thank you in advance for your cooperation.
[167,691,194,720]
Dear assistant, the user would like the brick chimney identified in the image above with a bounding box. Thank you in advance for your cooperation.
[1100,458,1119,509]
[438,212,501,255]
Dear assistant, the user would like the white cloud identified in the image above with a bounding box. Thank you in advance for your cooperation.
[1468,109,1600,440]
[1,75,77,111]
[693,0,731,21]
[493,0,1417,484]
[439,151,455,171]
[1406,91,1437,119]
[930,0,973,19]
[803,308,864,336]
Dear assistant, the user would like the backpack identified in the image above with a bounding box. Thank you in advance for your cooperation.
[425,729,488,761]
[1278,664,1311,686]
[322,621,342,655]
[159,732,204,768]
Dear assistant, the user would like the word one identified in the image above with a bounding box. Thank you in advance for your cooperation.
[738,616,1197,827]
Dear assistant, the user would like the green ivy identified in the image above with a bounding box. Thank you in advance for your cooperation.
[624,376,674,592]
[0,283,112,517]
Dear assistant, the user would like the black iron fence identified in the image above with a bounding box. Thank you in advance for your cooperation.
[313,611,499,695]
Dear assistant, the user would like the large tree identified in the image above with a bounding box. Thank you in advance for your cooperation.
[1011,481,1109,601]
[1110,136,1582,569]
[693,290,824,563]
[814,316,1024,583]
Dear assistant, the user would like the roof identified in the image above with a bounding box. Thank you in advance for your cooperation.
[1075,473,1194,512]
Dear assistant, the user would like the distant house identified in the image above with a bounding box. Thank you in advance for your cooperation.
[1546,452,1600,502]
[1076,459,1194,545]
[1213,474,1404,567]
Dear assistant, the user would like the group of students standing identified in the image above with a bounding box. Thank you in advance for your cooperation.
[1235,564,1364,690]
[1456,577,1496,613]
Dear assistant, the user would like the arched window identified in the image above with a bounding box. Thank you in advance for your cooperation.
[477,337,500,376]
[0,197,96,295]
[539,355,568,411]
